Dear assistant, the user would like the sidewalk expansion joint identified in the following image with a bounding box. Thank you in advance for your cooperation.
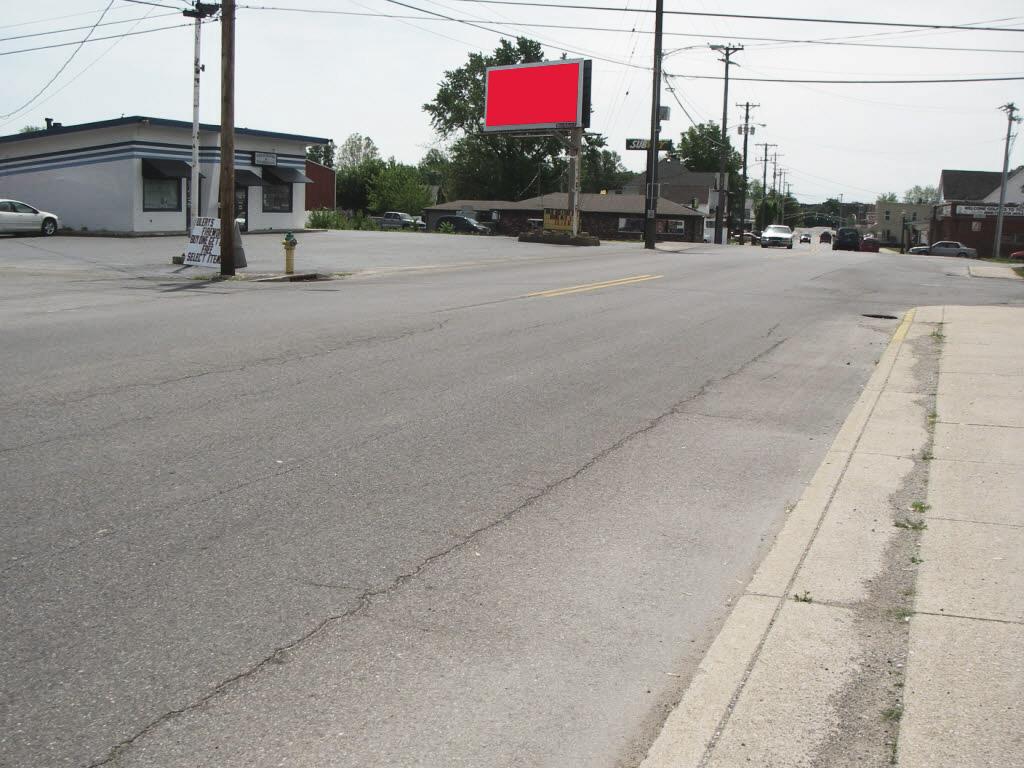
[914,610,1024,626]
[926,516,1024,529]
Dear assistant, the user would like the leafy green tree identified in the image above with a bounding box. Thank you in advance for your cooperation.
[368,161,433,214]
[903,185,939,204]
[878,192,898,203]
[672,122,741,175]
[306,140,336,168]
[336,156,385,212]
[337,133,380,169]
[417,148,452,202]
[580,138,631,193]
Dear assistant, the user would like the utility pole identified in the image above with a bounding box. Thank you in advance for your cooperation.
[993,102,1020,259]
[218,0,235,276]
[736,102,759,239]
[710,44,742,245]
[777,170,788,224]
[838,192,844,229]
[756,142,775,232]
[643,0,665,250]
[183,2,220,229]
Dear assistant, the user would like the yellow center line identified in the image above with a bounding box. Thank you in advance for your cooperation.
[527,274,664,298]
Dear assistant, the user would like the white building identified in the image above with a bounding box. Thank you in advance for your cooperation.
[0,116,330,234]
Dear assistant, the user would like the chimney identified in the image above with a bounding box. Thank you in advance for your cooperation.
[45,118,53,130]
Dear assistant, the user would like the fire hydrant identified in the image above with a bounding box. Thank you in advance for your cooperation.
[282,231,297,274]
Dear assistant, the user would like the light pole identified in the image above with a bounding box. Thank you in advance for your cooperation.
[183,2,220,228]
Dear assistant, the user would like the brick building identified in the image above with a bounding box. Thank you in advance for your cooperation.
[423,192,704,242]
[932,168,1024,257]
[304,160,336,211]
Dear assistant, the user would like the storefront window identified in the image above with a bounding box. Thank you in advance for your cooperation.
[262,182,292,213]
[143,178,181,211]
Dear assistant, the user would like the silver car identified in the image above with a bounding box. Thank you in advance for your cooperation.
[928,240,977,258]
[0,199,60,235]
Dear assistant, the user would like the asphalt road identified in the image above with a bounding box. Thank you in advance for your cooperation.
[1,234,1021,768]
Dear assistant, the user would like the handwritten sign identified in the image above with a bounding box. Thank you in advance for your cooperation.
[184,217,221,267]
[543,209,572,232]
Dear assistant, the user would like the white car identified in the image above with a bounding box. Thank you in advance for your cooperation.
[0,199,60,235]
[760,224,794,249]
[928,240,977,258]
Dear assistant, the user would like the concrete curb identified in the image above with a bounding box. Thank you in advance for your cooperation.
[640,309,918,768]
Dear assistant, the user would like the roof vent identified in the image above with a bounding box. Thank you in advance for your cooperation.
[44,118,53,129]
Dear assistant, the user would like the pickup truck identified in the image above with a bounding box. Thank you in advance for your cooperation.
[379,211,425,230]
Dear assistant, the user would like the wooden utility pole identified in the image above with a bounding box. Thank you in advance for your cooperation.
[710,44,742,245]
[643,0,665,250]
[736,101,759,238]
[218,0,235,276]
[993,102,1020,259]
[756,142,775,231]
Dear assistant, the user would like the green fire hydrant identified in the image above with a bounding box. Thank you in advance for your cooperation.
[282,231,297,274]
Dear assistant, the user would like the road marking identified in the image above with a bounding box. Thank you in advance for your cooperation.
[891,308,916,344]
[527,274,663,297]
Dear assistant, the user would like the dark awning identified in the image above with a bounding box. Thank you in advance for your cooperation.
[262,166,312,184]
[234,169,264,187]
[141,158,191,179]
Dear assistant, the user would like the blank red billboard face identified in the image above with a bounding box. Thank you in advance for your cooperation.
[484,59,591,132]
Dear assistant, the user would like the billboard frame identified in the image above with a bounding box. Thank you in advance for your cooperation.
[483,59,592,134]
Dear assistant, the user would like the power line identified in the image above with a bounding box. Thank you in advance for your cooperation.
[1,1,116,119]
[0,7,114,31]
[120,0,190,9]
[666,72,1024,85]
[0,12,179,43]
[0,21,209,56]
[444,0,1024,33]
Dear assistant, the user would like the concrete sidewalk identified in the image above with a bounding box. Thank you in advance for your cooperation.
[641,305,1023,767]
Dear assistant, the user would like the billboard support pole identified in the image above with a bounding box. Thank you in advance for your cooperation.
[567,127,582,237]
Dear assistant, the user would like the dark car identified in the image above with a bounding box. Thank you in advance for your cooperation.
[434,215,491,234]
[819,231,832,244]
[859,236,881,252]
[832,227,861,251]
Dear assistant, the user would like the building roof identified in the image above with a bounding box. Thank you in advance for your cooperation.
[0,116,330,146]
[938,169,1001,201]
[622,161,723,194]
[426,193,703,217]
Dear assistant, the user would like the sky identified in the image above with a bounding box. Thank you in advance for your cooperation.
[1,0,1022,204]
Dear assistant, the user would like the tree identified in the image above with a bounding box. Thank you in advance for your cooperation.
[306,140,336,168]
[18,125,41,133]
[336,156,385,212]
[423,37,618,202]
[337,133,380,169]
[672,122,741,176]
[878,192,898,203]
[417,148,452,202]
[903,185,939,204]
[580,138,631,193]
[368,161,433,214]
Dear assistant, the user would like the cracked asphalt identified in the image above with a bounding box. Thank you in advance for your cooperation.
[1,235,1021,768]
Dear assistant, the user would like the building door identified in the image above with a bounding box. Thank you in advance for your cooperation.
[234,186,249,232]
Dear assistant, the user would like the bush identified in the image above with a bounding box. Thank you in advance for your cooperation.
[437,221,455,234]
[305,208,381,231]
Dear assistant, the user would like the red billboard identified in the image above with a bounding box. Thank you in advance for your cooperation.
[484,59,592,133]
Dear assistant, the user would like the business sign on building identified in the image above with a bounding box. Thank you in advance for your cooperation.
[625,138,674,151]
[543,208,573,232]
[184,217,222,267]
[253,151,277,166]
[956,203,1024,217]
[484,59,592,132]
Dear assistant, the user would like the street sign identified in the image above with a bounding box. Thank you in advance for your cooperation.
[626,138,673,151]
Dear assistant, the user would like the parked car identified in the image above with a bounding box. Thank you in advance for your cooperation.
[434,215,491,234]
[380,211,425,230]
[799,232,812,243]
[1009,249,1024,260]
[859,235,881,252]
[908,245,930,254]
[832,227,861,251]
[0,198,60,235]
[928,241,977,258]
[760,224,793,249]
[819,230,833,244]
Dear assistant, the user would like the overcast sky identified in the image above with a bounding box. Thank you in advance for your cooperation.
[2,0,1022,203]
